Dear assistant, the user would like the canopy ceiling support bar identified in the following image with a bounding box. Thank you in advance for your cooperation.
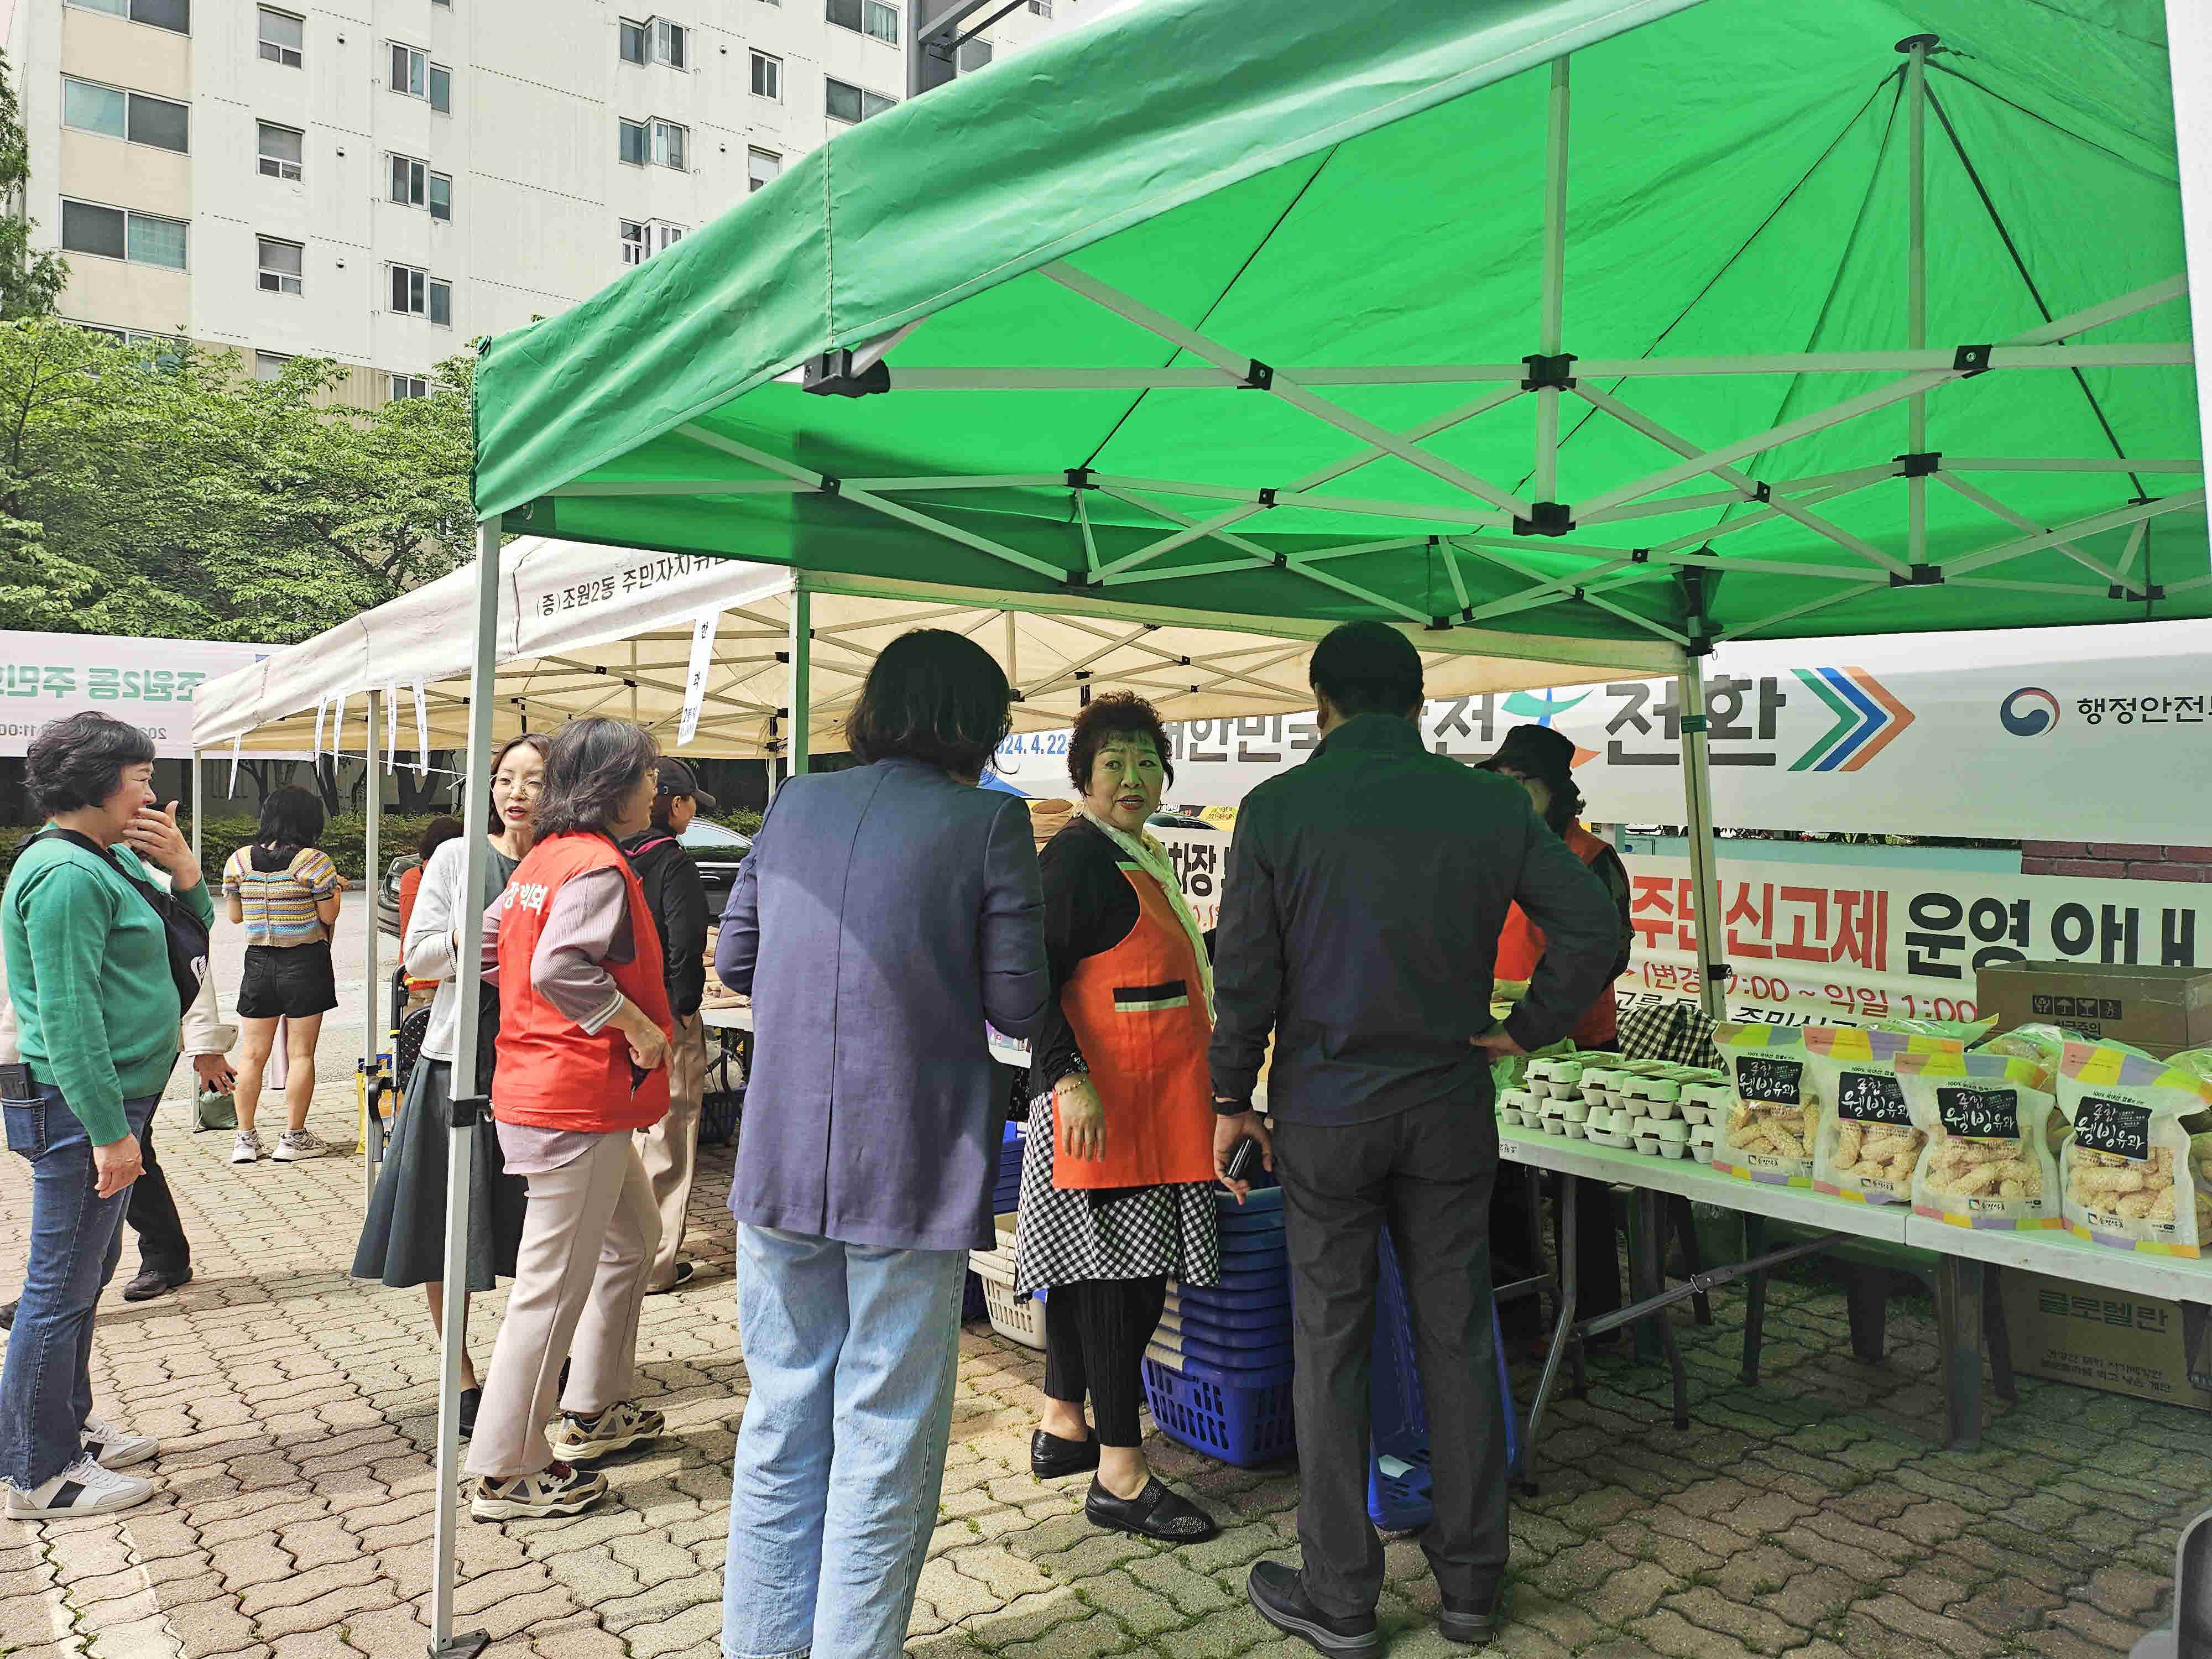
[788,580,811,778]
[1448,538,1692,649]
[1535,55,1570,506]
[1944,489,2207,578]
[1905,34,1934,570]
[1940,456,2204,473]
[1074,490,1101,578]
[1931,471,2126,585]
[1645,474,1891,557]
[1459,556,1645,625]
[1677,666,1729,1026]
[1716,583,1880,644]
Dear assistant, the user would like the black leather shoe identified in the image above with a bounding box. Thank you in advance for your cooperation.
[122,1266,191,1303]
[458,1387,482,1440]
[1085,1477,1217,1542]
[1030,1428,1100,1480]
[0,1300,15,1331]
[1248,1562,1380,1656]
[1440,1589,1502,1646]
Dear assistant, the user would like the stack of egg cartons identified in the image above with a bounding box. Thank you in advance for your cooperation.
[1571,1061,1731,1161]
[1143,1185,1297,1468]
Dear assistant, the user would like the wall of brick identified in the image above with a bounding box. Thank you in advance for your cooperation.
[2021,842,2212,883]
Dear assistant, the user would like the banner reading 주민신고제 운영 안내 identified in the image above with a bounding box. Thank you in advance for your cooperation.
[0,631,279,758]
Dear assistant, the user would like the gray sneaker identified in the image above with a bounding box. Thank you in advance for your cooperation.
[230,1130,264,1165]
[272,1129,331,1162]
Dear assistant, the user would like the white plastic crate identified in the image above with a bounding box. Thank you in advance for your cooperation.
[969,1251,1046,1350]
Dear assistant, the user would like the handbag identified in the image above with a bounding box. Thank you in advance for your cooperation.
[31,827,210,1021]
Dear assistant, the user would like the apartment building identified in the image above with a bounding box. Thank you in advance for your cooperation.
[11,0,1079,406]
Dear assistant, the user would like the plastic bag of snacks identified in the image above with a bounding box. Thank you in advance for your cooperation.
[1876,1014,1997,1045]
[1902,1051,2059,1230]
[2054,1044,2212,1256]
[1806,1027,1963,1204]
[1713,1024,1818,1184]
[1977,1023,2074,1070]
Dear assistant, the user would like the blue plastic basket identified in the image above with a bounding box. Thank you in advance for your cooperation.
[1166,1291,1291,1330]
[1218,1230,1288,1259]
[1212,1260,1292,1291]
[1142,1357,1297,1468]
[1156,1320,1296,1372]
[1146,1342,1295,1389]
[1164,1298,1290,1342]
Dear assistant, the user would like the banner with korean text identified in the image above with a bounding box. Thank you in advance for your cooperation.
[0,631,276,758]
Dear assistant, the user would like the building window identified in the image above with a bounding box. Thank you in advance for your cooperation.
[956,38,991,71]
[429,172,452,222]
[62,79,190,153]
[618,119,647,166]
[391,43,426,95]
[389,153,427,206]
[748,148,780,192]
[256,236,302,294]
[256,121,302,180]
[750,51,780,101]
[430,63,451,112]
[257,6,302,65]
[619,18,646,62]
[389,374,430,400]
[826,0,896,44]
[824,77,894,125]
[65,0,189,34]
[254,351,292,380]
[651,119,685,168]
[389,264,451,325]
[1028,0,1051,14]
[619,218,685,266]
[61,199,186,269]
[653,18,686,67]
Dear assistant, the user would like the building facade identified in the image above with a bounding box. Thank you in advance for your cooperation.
[10,0,1079,406]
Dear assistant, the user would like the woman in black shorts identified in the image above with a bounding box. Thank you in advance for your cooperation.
[222,786,343,1165]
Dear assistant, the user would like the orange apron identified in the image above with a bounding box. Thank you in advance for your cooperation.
[1497,821,1620,1047]
[1052,859,1217,1191]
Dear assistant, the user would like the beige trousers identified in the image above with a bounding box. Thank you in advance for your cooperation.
[467,1132,661,1479]
[635,1014,708,1292]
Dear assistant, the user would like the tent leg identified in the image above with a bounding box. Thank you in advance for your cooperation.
[1677,668,1728,1025]
[189,749,202,866]
[1903,34,1934,567]
[1534,54,1569,504]
[363,690,383,1211]
[789,582,812,779]
[429,524,500,1659]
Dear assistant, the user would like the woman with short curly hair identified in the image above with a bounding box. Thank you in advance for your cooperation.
[1015,690,1222,1543]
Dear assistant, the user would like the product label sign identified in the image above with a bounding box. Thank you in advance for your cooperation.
[1837,1070,1911,1127]
[1735,1054,1803,1107]
[1938,1086,2021,1141]
[2075,1096,2153,1162]
[2034,994,2127,1021]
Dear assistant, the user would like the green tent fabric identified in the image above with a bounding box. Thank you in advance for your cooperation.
[474,0,2204,650]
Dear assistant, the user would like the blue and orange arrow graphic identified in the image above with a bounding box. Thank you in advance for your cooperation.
[1790,668,1914,771]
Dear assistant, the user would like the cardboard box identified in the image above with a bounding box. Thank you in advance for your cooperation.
[1999,1268,2212,1413]
[1977,961,2212,1056]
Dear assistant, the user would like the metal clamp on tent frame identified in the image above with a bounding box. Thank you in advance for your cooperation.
[1513,500,1573,536]
[2110,583,2167,602]
[447,1092,487,1129]
[1521,352,1577,390]
[1952,343,1994,376]
[1889,565,1944,586]
[1896,451,1942,477]
[802,348,891,398]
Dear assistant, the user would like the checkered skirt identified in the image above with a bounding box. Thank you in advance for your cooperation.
[1011,1092,1222,1297]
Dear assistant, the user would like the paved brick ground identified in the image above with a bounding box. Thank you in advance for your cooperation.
[0,910,2195,1659]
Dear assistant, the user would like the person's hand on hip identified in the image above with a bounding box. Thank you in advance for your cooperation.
[1470,1027,1527,1060]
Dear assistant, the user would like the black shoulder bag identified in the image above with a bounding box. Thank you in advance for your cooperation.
[32,828,212,1020]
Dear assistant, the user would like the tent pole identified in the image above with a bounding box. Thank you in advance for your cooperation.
[189,749,202,866]
[1535,54,1569,505]
[429,525,500,1659]
[1677,666,1728,1026]
[2169,2,2212,455]
[789,579,811,778]
[362,689,382,1211]
[1902,35,1934,569]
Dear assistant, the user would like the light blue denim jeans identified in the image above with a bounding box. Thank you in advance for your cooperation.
[723,1225,966,1659]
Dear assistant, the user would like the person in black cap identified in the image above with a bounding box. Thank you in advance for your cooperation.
[622,756,716,1293]
[1209,622,1620,1656]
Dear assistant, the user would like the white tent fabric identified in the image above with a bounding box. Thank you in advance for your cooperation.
[192,537,1685,759]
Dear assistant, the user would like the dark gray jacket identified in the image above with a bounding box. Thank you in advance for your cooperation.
[717,758,1050,1252]
[1209,713,1620,1128]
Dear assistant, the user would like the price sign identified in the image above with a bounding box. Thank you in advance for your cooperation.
[2074,1097,2152,1162]
[1836,1070,1911,1127]
[1734,1053,1803,1107]
[1937,1086,2020,1141]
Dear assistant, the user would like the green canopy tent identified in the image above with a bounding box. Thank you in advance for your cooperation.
[425,1,2204,1646]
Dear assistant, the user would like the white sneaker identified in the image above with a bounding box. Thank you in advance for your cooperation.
[83,1416,157,1470]
[231,1130,264,1165]
[6,1454,154,1519]
[272,1130,331,1162]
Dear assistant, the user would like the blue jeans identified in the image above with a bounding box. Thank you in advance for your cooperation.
[723,1226,966,1659]
[1,1086,156,1490]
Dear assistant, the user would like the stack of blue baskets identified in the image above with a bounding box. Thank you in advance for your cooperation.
[964,1121,1029,1323]
[1142,1183,1297,1468]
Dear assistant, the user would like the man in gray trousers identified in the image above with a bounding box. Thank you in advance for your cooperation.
[1209,622,1620,1655]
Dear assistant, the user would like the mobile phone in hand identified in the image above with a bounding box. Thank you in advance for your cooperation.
[1224,1134,1265,1185]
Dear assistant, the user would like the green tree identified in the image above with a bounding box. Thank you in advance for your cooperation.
[0,52,67,320]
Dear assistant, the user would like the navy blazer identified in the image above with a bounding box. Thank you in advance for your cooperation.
[717,758,1049,1252]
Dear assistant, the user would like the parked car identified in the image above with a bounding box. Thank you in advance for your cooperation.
[1148,811,1215,831]
[375,853,420,939]
[682,817,753,917]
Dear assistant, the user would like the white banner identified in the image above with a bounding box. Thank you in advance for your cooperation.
[0,630,278,759]
[994,621,2212,843]
[678,611,718,749]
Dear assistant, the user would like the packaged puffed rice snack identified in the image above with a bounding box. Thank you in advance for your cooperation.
[1713,1024,1818,1185]
[1806,1027,1962,1205]
[1902,1050,2059,1230]
[2054,1043,2212,1256]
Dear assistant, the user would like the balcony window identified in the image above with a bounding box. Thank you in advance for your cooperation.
[66,0,189,34]
[256,236,303,295]
[256,122,302,180]
[257,6,302,65]
[826,0,896,44]
[429,173,452,222]
[748,148,780,193]
[389,264,452,325]
[390,154,427,206]
[254,351,292,379]
[62,79,189,153]
[824,77,894,126]
[61,199,186,269]
[390,374,430,400]
[750,51,780,101]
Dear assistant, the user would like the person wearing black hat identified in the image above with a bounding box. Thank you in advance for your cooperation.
[622,756,716,1293]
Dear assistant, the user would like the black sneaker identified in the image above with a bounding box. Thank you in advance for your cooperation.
[1084,1477,1217,1543]
[0,1299,14,1332]
[1248,1562,1381,1657]
[1440,1589,1503,1647]
[122,1266,191,1303]
[1030,1428,1100,1480]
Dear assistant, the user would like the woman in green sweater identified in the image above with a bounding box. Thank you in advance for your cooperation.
[1,711,213,1519]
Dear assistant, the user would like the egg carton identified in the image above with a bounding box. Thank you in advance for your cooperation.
[1688,1121,1720,1165]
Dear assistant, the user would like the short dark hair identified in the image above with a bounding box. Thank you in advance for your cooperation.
[844,629,1013,777]
[257,785,325,851]
[1310,622,1423,719]
[534,718,660,838]
[415,815,465,863]
[1067,691,1175,794]
[24,711,157,816]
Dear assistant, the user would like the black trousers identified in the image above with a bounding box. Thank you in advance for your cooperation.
[126,1107,190,1275]
[1275,1097,1507,1620]
[1042,1276,1167,1448]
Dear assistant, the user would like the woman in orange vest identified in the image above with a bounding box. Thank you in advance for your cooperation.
[1016,692,1221,1545]
[466,718,675,1522]
[1481,724,1635,1334]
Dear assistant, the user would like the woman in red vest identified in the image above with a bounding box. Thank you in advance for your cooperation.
[466,718,675,1521]
[1017,692,1220,1544]
[1481,725,1634,1335]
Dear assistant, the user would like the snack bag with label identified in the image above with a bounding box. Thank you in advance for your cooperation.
[1901,1051,2059,1230]
[2055,1044,2212,1256]
[1806,1027,1962,1204]
[1713,1024,1818,1185]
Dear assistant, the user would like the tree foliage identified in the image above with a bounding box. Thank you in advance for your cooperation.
[0,51,67,322]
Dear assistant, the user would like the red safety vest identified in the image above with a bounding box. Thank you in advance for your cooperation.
[492,831,673,1134]
[1053,858,1217,1191]
[1496,821,1620,1048]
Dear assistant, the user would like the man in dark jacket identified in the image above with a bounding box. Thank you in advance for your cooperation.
[1209,623,1620,1657]
[622,757,714,1293]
